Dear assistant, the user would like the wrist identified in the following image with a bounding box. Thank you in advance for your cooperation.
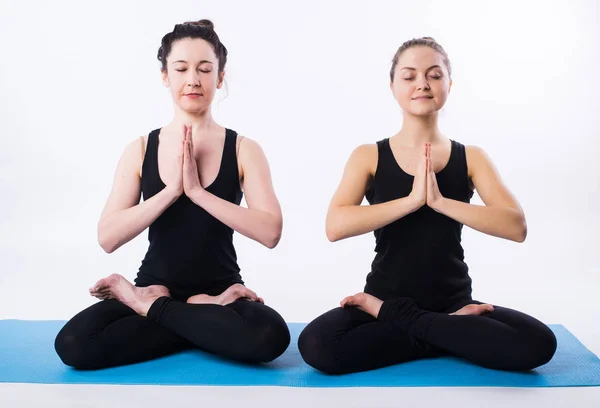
[405,194,424,213]
[361,294,383,318]
[431,197,447,213]
[163,185,182,201]
[187,185,207,205]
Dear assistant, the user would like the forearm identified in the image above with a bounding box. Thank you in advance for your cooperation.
[98,187,180,253]
[434,198,527,242]
[188,188,281,248]
[326,196,419,242]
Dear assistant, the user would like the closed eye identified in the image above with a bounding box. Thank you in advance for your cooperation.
[174,69,212,73]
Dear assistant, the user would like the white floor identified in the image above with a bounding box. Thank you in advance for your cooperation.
[1,383,599,408]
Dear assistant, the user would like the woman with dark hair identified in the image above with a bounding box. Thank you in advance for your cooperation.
[54,20,290,369]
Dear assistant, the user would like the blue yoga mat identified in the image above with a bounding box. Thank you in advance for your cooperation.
[1,320,599,387]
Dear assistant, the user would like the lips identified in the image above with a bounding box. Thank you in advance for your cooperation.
[412,96,433,100]
[185,93,202,99]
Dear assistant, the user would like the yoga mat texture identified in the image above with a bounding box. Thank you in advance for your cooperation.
[1,321,599,387]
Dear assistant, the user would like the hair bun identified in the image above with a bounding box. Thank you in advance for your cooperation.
[191,19,214,30]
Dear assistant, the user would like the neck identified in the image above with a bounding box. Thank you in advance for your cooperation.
[170,105,217,137]
[396,111,443,146]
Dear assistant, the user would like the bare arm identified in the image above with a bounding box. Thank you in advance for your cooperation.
[325,144,420,242]
[432,145,527,242]
[187,137,283,249]
[97,137,181,253]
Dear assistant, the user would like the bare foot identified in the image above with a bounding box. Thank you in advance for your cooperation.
[89,274,170,316]
[340,292,384,318]
[187,283,264,306]
[186,293,220,305]
[450,303,494,316]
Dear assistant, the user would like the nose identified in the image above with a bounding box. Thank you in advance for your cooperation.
[187,71,201,88]
[416,74,430,91]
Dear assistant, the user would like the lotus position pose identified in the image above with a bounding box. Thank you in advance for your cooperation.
[55,20,290,369]
[298,37,557,374]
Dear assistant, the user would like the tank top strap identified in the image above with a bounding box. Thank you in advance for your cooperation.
[446,139,468,177]
[457,140,469,171]
[379,138,392,157]
[442,139,473,201]
[220,128,240,184]
[141,128,162,199]
[146,129,160,162]
[374,138,395,175]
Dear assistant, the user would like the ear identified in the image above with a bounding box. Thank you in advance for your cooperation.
[390,81,397,100]
[448,79,452,94]
[217,71,225,89]
[161,69,169,87]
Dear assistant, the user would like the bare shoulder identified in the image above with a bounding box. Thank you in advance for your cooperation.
[235,135,268,180]
[236,134,262,157]
[465,144,493,178]
[465,144,487,158]
[328,143,378,208]
[347,143,378,177]
[99,135,146,220]
[122,135,147,178]
[236,135,265,164]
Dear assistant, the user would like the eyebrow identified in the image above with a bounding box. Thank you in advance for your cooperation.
[172,60,214,65]
[400,65,442,72]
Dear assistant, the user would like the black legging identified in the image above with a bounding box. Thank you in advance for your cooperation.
[298,298,557,375]
[55,296,291,370]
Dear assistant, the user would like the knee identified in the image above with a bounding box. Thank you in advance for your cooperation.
[525,325,557,369]
[297,326,322,368]
[54,327,89,369]
[510,325,558,371]
[255,317,291,363]
[298,324,344,375]
[236,310,291,364]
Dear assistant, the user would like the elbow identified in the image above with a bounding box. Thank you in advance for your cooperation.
[98,236,117,254]
[326,228,339,243]
[99,238,116,254]
[325,220,341,243]
[97,226,117,254]
[326,209,347,242]
[264,233,281,249]
[513,217,528,243]
[515,225,527,243]
[263,217,283,249]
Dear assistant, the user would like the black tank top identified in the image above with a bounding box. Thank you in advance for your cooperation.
[364,138,474,312]
[134,128,244,300]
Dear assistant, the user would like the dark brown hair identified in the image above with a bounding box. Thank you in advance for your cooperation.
[390,37,451,82]
[157,19,228,74]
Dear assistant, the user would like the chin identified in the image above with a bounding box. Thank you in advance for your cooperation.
[405,108,440,117]
[179,101,210,113]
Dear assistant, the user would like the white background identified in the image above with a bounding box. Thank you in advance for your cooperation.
[1,1,599,406]
[1,0,599,357]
